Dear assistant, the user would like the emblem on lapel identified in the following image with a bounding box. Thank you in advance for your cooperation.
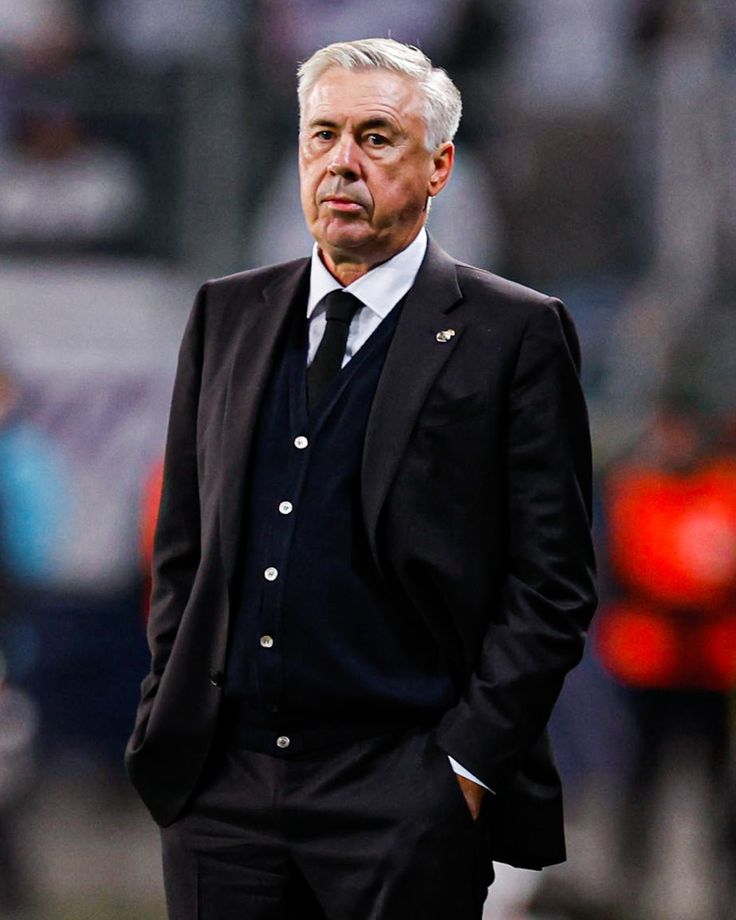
[435,329,456,343]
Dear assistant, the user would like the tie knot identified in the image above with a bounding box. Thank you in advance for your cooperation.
[323,290,362,325]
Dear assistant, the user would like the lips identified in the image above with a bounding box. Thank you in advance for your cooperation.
[322,196,364,211]
[317,184,370,212]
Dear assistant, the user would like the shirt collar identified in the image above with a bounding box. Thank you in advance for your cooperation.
[306,228,428,319]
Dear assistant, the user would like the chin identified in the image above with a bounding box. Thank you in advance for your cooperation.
[319,225,373,254]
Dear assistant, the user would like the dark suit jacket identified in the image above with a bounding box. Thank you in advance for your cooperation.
[126,237,597,869]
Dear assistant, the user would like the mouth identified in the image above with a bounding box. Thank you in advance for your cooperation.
[321,196,365,213]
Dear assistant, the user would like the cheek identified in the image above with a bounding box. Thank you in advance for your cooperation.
[298,167,319,213]
[374,173,427,215]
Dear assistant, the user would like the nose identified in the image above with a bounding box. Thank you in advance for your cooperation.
[328,134,361,179]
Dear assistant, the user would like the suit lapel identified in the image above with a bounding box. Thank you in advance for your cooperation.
[361,238,464,564]
[220,260,309,581]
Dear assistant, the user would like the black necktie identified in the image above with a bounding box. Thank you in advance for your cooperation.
[308,290,362,412]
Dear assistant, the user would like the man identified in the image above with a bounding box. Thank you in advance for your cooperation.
[126,38,596,920]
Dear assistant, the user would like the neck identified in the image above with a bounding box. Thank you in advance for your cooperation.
[319,252,374,286]
[319,228,424,286]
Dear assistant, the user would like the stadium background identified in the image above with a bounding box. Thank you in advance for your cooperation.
[0,2,735,918]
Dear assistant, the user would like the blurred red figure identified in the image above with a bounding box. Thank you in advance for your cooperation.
[599,412,736,691]
[597,408,736,893]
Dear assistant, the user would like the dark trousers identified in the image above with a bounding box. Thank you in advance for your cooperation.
[161,726,495,919]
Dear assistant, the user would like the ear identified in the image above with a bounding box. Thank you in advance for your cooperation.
[427,142,454,198]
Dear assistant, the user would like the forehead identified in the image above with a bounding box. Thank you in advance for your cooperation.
[303,67,425,128]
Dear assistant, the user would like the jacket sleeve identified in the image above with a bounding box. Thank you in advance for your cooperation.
[435,298,597,791]
[127,284,207,752]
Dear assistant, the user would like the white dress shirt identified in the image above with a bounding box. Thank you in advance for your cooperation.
[306,228,427,366]
[305,227,491,794]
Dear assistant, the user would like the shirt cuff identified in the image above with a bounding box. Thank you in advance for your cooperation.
[448,756,494,793]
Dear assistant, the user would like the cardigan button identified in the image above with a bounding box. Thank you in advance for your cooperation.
[209,668,224,687]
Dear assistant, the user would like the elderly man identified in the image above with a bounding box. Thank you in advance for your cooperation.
[126,38,596,920]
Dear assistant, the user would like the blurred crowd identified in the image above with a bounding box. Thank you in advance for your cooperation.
[0,1,735,919]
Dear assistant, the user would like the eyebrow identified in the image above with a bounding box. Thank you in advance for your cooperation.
[307,116,398,134]
[359,118,397,133]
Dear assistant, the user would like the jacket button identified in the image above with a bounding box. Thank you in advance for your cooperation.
[209,668,224,687]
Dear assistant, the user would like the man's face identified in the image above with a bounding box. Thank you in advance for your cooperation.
[299,67,453,276]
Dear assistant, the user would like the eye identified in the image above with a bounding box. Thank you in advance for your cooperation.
[365,133,388,147]
[316,130,334,141]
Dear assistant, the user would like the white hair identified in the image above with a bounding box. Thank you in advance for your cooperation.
[297,38,462,151]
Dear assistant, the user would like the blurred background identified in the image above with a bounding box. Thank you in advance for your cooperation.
[0,1,735,918]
